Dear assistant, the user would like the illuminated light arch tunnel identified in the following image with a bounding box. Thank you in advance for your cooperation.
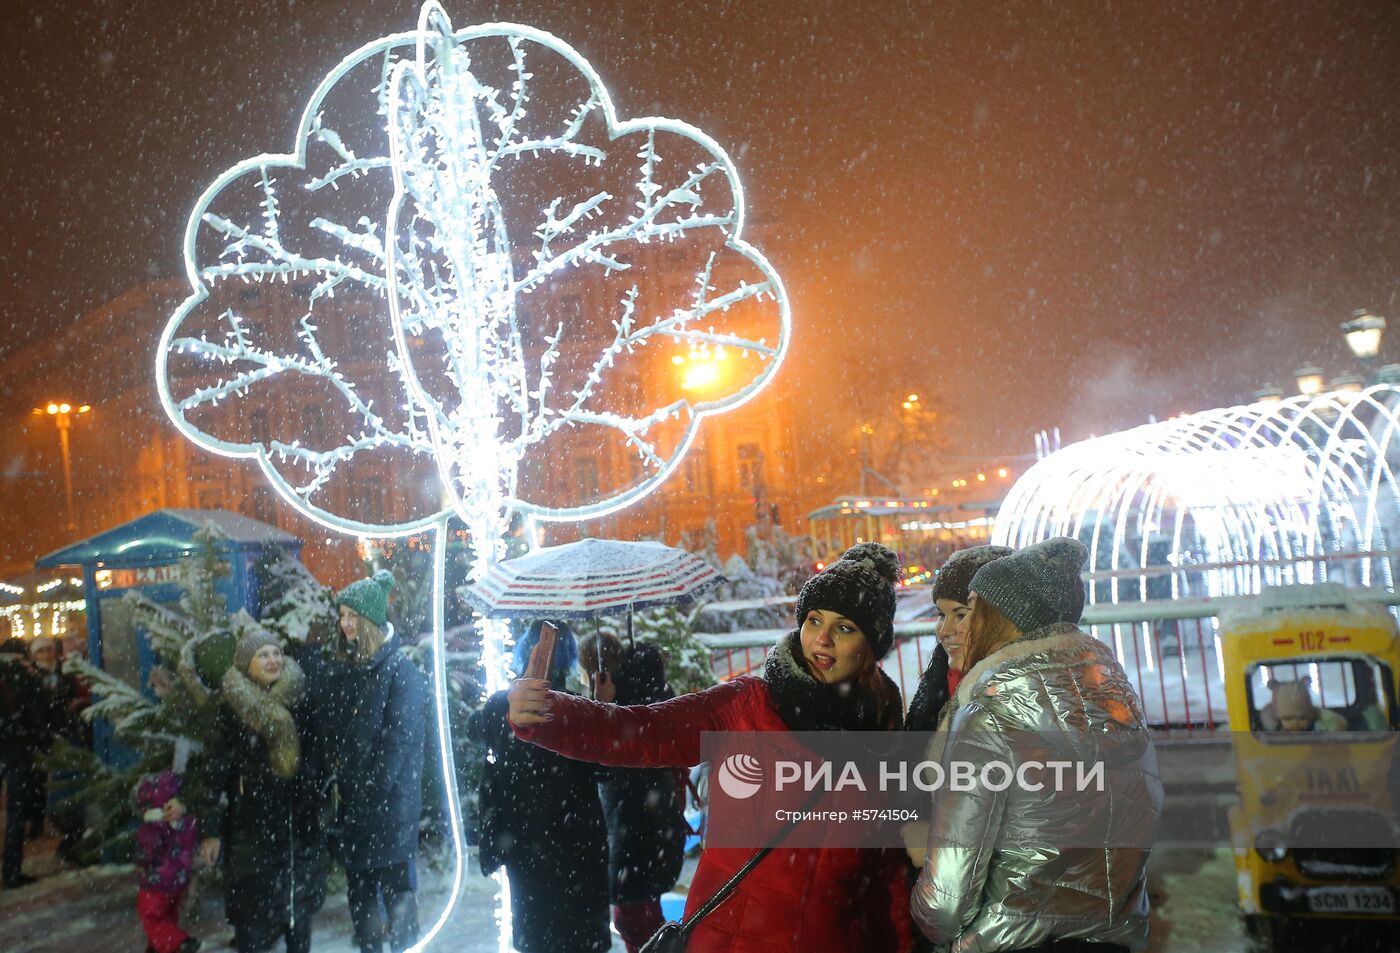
[991,386,1400,724]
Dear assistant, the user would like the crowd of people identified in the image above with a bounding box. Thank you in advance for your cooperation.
[0,633,89,890]
[5,534,1162,953]
[1,570,429,953]
[508,538,1163,953]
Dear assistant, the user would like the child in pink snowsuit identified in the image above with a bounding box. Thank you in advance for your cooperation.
[134,771,200,953]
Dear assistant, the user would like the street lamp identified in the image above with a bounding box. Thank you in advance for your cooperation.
[675,348,727,392]
[31,401,91,532]
[1294,367,1326,397]
[1341,309,1386,365]
[1254,384,1284,403]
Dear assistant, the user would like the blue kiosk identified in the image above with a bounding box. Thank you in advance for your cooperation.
[36,509,302,763]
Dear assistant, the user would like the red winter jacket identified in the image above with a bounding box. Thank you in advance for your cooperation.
[512,676,913,953]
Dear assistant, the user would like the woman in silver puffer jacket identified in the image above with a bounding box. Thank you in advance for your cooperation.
[911,537,1163,953]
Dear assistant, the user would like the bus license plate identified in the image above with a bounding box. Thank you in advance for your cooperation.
[1307,887,1395,915]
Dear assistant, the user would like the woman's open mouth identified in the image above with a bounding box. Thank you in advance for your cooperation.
[811,652,836,671]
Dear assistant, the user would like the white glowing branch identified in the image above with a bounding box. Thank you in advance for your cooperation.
[157,4,791,949]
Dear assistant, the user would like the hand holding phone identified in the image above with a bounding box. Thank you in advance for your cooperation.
[523,621,557,680]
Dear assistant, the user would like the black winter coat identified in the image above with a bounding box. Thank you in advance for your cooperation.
[0,654,54,763]
[599,645,687,903]
[319,633,427,871]
[903,642,952,735]
[202,679,326,951]
[901,641,952,953]
[472,691,610,953]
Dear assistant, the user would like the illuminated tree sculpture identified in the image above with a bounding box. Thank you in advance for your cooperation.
[156,4,789,949]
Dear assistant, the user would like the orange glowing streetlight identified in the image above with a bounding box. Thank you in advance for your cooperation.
[676,348,728,391]
[31,401,92,532]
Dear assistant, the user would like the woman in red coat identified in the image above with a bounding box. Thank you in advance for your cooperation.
[509,543,914,953]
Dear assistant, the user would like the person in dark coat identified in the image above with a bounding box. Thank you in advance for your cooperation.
[0,637,50,889]
[198,629,327,953]
[29,637,85,733]
[904,546,1012,733]
[578,629,687,953]
[470,620,611,953]
[898,545,1011,952]
[326,570,428,953]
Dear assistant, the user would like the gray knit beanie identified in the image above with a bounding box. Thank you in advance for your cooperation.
[930,545,1013,606]
[968,537,1088,634]
[233,627,281,675]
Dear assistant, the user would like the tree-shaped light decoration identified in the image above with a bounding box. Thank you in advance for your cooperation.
[156,3,789,948]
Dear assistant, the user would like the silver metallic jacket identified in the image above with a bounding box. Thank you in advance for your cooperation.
[911,623,1164,952]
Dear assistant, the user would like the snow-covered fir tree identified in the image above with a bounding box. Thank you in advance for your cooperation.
[44,529,328,864]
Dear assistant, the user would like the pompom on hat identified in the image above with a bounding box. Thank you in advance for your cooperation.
[795,542,902,660]
[335,569,395,629]
[969,536,1088,635]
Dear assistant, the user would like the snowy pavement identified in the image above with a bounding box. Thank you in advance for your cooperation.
[1,833,1265,953]
[0,835,619,953]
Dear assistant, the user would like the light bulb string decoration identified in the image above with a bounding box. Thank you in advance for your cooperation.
[156,4,790,950]
[996,386,1400,611]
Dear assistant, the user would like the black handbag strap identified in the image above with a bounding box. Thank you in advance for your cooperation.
[676,784,828,936]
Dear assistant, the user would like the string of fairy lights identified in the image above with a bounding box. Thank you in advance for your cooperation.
[156,4,789,950]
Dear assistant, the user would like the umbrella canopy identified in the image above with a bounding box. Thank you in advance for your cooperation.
[460,538,724,620]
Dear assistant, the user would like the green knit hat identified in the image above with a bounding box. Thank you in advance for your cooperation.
[336,569,395,629]
[969,537,1088,635]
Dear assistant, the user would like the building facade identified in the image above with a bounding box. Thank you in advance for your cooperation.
[1,274,806,585]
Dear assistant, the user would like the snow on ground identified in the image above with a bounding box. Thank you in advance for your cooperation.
[0,836,616,953]
[3,833,1262,953]
[1147,849,1251,953]
[0,834,703,953]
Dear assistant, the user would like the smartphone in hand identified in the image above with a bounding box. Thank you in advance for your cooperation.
[524,621,557,680]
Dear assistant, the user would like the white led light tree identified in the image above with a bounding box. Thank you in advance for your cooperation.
[156,4,790,949]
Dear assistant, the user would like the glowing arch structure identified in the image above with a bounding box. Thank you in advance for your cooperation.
[995,385,1400,608]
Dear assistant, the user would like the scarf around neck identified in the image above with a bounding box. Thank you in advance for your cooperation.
[221,656,305,779]
[761,630,900,732]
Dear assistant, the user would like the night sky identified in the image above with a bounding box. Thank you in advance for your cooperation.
[3,0,1399,458]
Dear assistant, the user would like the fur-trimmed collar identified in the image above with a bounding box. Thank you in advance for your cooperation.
[762,630,901,732]
[937,622,1088,731]
[221,657,305,779]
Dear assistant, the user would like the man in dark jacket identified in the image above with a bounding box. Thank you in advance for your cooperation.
[470,620,612,953]
[325,572,428,953]
[580,631,686,953]
[1,638,49,888]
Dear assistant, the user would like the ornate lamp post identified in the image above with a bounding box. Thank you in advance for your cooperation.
[1294,367,1326,397]
[1341,309,1386,371]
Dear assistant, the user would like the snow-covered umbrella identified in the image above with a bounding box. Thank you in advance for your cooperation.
[459,537,724,621]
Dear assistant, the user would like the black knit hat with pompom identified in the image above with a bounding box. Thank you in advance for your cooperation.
[795,542,902,660]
